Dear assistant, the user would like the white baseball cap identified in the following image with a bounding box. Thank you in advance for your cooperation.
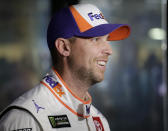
[47,4,130,49]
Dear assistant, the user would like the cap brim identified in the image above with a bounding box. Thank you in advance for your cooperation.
[74,24,130,41]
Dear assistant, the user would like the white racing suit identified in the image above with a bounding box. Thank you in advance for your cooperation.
[0,68,110,131]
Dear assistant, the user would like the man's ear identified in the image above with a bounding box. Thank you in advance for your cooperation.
[54,38,71,56]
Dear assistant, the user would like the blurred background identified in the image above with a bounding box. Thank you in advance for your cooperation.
[0,0,167,131]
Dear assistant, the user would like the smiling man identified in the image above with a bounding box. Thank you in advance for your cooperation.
[0,3,130,131]
[59,34,112,99]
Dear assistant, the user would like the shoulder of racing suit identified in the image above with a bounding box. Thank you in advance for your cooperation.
[0,106,43,131]
[0,70,110,131]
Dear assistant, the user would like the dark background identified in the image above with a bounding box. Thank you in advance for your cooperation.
[0,0,167,131]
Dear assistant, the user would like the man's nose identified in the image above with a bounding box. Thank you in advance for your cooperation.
[102,42,112,56]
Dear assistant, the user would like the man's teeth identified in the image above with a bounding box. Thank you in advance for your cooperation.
[97,61,106,66]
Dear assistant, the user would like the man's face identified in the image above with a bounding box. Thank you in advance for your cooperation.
[67,34,112,85]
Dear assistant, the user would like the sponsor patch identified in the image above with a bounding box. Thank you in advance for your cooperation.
[48,115,71,128]
[44,75,65,97]
[83,104,91,116]
[12,128,32,131]
[32,100,45,113]
[86,104,91,114]
[93,117,104,131]
[88,12,104,21]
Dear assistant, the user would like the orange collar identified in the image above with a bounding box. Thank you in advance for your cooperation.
[40,68,92,118]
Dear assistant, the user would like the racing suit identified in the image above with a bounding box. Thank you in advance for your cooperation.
[0,68,110,131]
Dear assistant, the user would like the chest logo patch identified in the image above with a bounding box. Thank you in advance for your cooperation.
[93,117,104,131]
[48,115,71,128]
[32,100,45,113]
[44,75,65,97]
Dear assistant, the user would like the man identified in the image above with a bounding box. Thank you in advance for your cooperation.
[0,3,130,131]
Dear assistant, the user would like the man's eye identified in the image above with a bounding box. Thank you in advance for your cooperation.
[91,37,99,42]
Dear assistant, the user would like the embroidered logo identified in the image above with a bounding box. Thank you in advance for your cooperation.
[32,100,45,113]
[88,12,105,21]
[48,115,71,128]
[12,128,32,131]
[93,117,104,131]
[44,75,65,97]
[86,104,91,114]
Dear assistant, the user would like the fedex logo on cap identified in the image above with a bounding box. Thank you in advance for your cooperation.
[88,12,105,21]
[70,4,108,32]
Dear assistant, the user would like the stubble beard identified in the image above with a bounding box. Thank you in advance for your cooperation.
[76,66,103,86]
[67,58,104,86]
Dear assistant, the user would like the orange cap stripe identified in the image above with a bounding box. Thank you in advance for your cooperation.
[69,6,93,32]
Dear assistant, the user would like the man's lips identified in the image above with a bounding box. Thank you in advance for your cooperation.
[97,60,107,66]
[96,58,108,68]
